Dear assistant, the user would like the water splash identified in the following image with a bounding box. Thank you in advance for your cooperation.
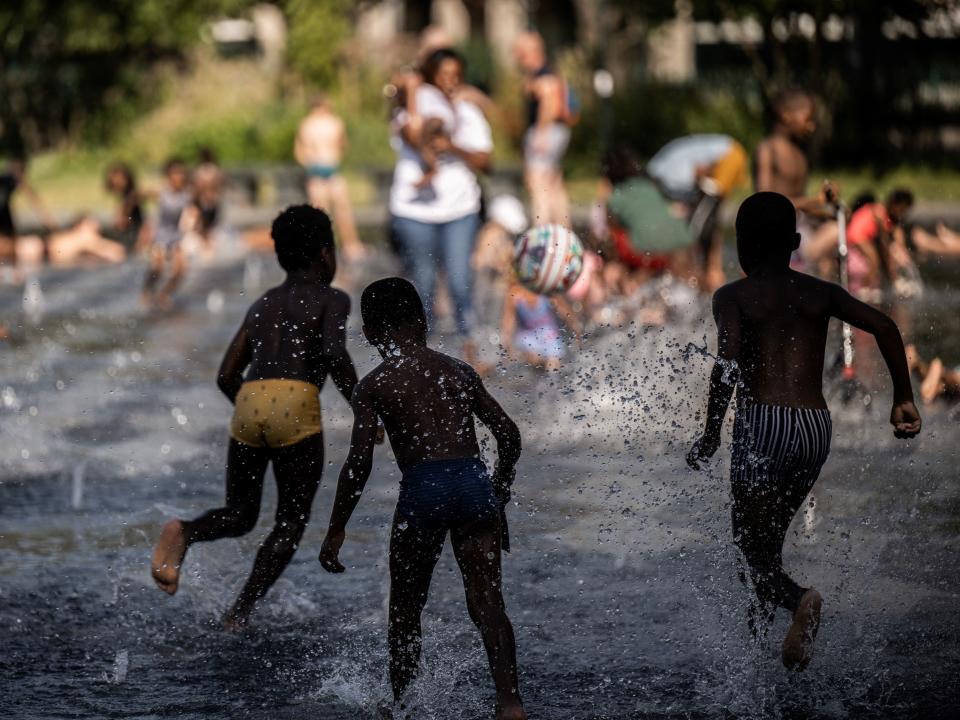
[71,462,86,510]
[103,649,128,684]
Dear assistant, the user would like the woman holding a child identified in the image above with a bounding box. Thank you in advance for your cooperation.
[388,47,492,366]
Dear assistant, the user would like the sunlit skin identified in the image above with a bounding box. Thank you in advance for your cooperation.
[513,30,570,225]
[688,192,921,670]
[295,96,365,260]
[318,279,526,720]
[754,94,836,218]
[151,208,360,630]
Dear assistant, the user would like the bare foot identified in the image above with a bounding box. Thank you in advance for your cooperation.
[496,702,528,720]
[782,589,822,671]
[151,519,188,594]
[140,290,154,310]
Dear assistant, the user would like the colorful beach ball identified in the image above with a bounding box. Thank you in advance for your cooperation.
[513,224,584,295]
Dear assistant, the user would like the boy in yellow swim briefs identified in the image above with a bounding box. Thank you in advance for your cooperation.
[151,205,361,629]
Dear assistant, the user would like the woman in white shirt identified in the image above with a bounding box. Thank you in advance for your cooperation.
[389,48,492,360]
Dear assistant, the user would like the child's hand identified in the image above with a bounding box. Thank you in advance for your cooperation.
[492,466,515,507]
[890,400,921,438]
[318,529,346,573]
[686,432,720,470]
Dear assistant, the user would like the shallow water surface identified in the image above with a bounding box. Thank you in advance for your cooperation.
[1,253,959,719]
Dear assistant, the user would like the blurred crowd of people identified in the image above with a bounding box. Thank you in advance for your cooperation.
[0,149,224,311]
[2,28,960,407]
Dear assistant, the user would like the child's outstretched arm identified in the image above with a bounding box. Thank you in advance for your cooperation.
[829,285,922,437]
[319,380,378,573]
[323,291,360,404]
[470,369,522,500]
[216,322,251,404]
[688,287,741,469]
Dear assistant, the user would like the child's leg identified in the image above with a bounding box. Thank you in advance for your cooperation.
[731,478,787,629]
[152,439,269,594]
[388,517,446,702]
[224,433,324,627]
[921,358,945,405]
[329,176,363,259]
[730,406,828,622]
[157,245,186,307]
[451,518,525,720]
[142,246,165,302]
[732,467,822,621]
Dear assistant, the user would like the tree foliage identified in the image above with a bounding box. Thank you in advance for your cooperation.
[0,0,245,154]
[283,0,354,89]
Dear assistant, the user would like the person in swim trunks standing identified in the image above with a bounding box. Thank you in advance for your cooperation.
[687,192,921,671]
[151,205,361,630]
[318,277,527,720]
[295,95,366,262]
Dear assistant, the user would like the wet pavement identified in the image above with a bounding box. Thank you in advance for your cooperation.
[1,249,959,719]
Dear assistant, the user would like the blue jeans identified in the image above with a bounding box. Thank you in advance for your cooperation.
[392,213,480,338]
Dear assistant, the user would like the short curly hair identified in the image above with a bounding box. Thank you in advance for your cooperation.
[271,205,334,272]
[361,277,427,342]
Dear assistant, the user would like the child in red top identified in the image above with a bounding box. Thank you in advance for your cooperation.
[845,189,914,296]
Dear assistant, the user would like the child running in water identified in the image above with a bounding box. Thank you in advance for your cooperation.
[142,158,192,310]
[318,278,526,720]
[151,205,359,629]
[687,192,921,670]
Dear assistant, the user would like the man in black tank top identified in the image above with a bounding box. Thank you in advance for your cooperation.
[513,31,571,226]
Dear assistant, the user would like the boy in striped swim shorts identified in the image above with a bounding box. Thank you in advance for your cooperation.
[687,192,921,670]
[318,277,527,720]
[151,205,360,630]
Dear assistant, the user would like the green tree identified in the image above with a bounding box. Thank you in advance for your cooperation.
[0,0,245,154]
[283,0,354,89]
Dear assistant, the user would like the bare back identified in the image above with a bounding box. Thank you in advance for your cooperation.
[362,347,485,471]
[296,111,345,167]
[240,281,350,389]
[717,270,833,408]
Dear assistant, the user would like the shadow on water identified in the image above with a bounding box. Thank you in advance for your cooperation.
[2,250,959,719]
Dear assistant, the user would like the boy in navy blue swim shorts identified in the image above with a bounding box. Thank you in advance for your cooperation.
[319,277,527,720]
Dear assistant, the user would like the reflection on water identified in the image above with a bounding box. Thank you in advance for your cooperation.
[1,252,958,719]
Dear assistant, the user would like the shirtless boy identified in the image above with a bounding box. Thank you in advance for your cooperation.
[687,192,921,670]
[754,89,836,268]
[318,277,526,720]
[151,205,359,629]
[295,96,365,261]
